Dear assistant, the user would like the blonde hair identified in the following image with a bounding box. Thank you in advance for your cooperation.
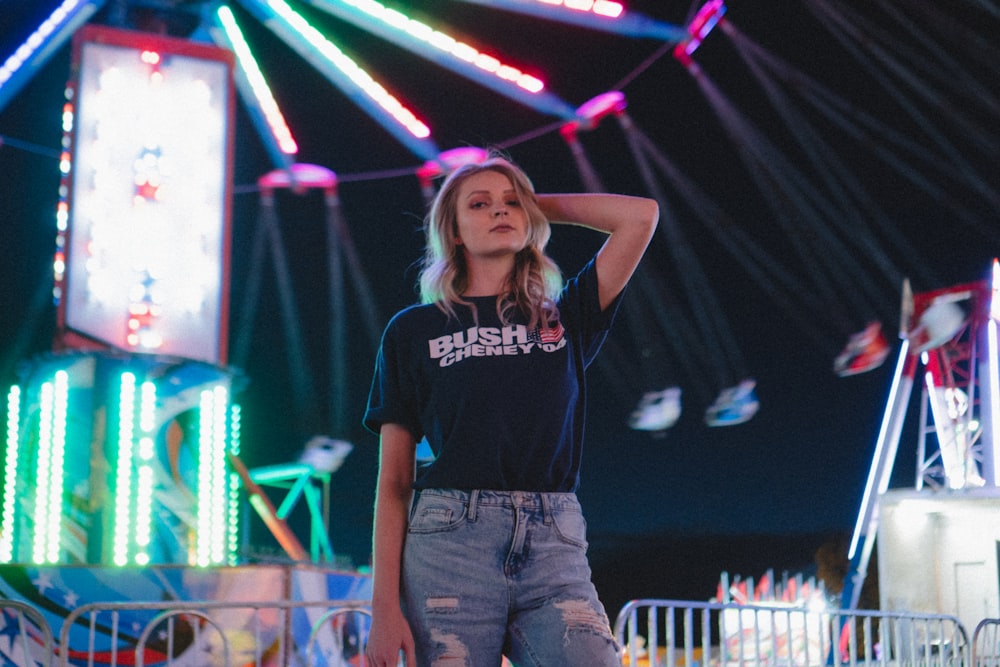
[418,154,562,329]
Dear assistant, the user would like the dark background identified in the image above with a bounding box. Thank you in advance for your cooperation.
[1,0,997,615]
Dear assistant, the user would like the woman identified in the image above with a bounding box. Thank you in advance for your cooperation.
[363,152,658,666]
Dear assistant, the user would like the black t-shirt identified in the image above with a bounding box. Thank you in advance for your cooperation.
[364,258,621,492]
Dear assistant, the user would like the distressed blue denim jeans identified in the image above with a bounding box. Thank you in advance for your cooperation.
[402,489,621,666]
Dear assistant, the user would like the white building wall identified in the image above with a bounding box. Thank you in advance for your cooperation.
[877,488,1000,633]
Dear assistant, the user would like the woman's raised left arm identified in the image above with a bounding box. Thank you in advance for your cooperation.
[536,193,659,310]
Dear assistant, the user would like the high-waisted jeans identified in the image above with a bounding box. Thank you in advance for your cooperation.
[402,489,620,666]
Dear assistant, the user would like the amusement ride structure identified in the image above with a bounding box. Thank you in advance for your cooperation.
[0,0,997,663]
[0,1,779,592]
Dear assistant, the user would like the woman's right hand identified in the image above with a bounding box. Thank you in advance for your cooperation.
[365,604,416,666]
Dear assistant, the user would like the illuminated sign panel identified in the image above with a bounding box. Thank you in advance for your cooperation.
[61,25,234,365]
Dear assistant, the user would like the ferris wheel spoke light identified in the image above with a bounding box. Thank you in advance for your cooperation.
[307,0,578,119]
[212,5,299,161]
[452,0,686,41]
[0,0,106,114]
[237,0,439,159]
[578,91,626,126]
[539,0,624,19]
[674,0,727,66]
[417,146,490,185]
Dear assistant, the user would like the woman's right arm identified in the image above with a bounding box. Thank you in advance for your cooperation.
[365,422,417,666]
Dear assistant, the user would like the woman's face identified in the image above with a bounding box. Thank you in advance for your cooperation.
[453,169,529,262]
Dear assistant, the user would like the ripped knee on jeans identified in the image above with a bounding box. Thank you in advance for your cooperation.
[555,598,617,643]
[428,627,471,666]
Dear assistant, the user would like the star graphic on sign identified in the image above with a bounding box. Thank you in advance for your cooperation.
[136,180,160,200]
[0,609,22,643]
[62,589,79,609]
[31,572,52,596]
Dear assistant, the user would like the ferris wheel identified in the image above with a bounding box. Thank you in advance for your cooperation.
[0,0,756,434]
[2,0,998,442]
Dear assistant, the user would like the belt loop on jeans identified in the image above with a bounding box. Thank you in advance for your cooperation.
[540,493,553,525]
[467,489,479,522]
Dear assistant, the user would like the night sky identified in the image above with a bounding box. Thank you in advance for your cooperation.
[1,0,998,609]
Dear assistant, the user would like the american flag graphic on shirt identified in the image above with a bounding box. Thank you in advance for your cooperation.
[530,322,565,345]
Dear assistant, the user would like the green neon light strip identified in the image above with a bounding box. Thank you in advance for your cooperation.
[227,405,242,564]
[112,373,137,566]
[210,386,229,564]
[133,381,157,564]
[0,386,22,562]
[45,371,68,564]
[31,381,54,564]
[196,387,231,566]
[197,390,214,566]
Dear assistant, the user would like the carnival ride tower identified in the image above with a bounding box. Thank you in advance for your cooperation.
[842,261,1000,628]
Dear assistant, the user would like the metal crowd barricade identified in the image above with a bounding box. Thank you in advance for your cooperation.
[972,618,1000,667]
[614,599,970,667]
[305,604,373,665]
[0,598,55,666]
[57,598,372,667]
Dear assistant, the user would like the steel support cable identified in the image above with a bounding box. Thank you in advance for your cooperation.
[701,94,896,322]
[324,194,384,349]
[600,284,711,406]
[821,0,1000,121]
[723,22,916,293]
[231,198,271,369]
[792,78,1000,247]
[871,0,1000,115]
[808,0,1000,198]
[685,67,860,330]
[619,262,722,403]
[619,113,747,386]
[562,131,606,195]
[689,63,902,322]
[325,191,347,437]
[723,23,940,288]
[625,124,839,347]
[841,9,1000,160]
[806,0,1000,205]
[626,264,718,400]
[323,190,384,435]
[651,282,731,402]
[903,0,1000,57]
[957,0,1000,19]
[623,137,741,389]
[560,131,711,399]
[794,75,970,181]
[809,0,999,144]
[233,195,321,433]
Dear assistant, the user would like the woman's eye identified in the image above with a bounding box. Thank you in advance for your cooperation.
[470,201,487,209]
[506,199,520,207]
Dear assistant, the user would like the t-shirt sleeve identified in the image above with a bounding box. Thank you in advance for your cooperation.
[363,313,422,437]
[562,257,626,367]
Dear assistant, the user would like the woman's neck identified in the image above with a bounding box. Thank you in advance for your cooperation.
[463,256,513,297]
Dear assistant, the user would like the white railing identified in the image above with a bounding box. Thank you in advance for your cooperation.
[3,595,989,667]
[57,598,371,667]
[0,598,54,667]
[614,599,970,667]
[972,618,1000,667]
